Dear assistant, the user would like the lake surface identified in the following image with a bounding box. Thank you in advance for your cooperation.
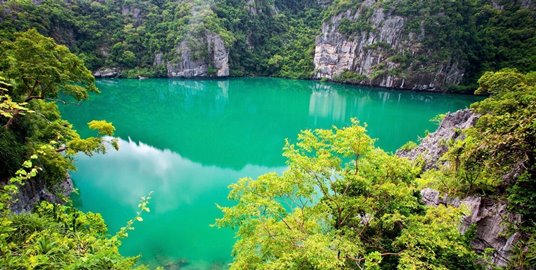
[59,78,479,269]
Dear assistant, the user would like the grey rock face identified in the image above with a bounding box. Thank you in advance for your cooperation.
[410,111,521,267]
[154,52,164,66]
[94,67,119,78]
[397,109,479,170]
[314,0,464,90]
[317,0,333,8]
[245,0,277,15]
[11,175,74,213]
[121,5,143,25]
[167,41,208,77]
[207,32,230,77]
[420,188,521,267]
[167,32,229,78]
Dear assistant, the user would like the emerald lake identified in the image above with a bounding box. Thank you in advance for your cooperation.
[59,78,479,269]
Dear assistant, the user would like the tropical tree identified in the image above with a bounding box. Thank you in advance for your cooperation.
[0,29,116,187]
[0,29,97,128]
[217,121,479,269]
[0,156,150,269]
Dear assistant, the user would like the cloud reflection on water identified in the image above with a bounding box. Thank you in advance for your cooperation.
[75,137,285,214]
[73,137,286,266]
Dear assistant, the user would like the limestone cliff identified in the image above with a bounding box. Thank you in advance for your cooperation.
[166,32,230,77]
[398,110,521,266]
[314,0,464,91]
[420,188,521,267]
[397,109,479,170]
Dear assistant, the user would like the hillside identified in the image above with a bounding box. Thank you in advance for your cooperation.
[1,0,534,91]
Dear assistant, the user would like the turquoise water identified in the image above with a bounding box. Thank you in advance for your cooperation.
[59,78,479,269]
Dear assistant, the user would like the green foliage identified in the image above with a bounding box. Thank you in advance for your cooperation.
[115,192,152,240]
[419,70,535,202]
[217,121,479,269]
[323,0,362,20]
[121,50,137,68]
[0,0,533,87]
[470,70,535,220]
[0,29,118,186]
[505,226,536,269]
[413,70,536,268]
[216,0,322,78]
[475,68,529,95]
[430,113,446,124]
[470,1,536,82]
[88,120,115,136]
[395,205,478,269]
[0,158,150,269]
[0,29,98,102]
[333,70,368,84]
[399,141,418,151]
[337,17,373,36]
[0,25,153,268]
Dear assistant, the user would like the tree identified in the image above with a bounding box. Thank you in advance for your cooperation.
[0,28,150,269]
[0,29,97,128]
[121,50,137,68]
[216,121,479,269]
[0,29,118,185]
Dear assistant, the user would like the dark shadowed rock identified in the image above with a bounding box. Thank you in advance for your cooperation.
[11,174,74,213]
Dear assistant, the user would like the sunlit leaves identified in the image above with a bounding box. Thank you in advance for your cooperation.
[475,69,527,96]
[396,206,475,270]
[0,76,33,124]
[115,191,153,240]
[88,120,115,136]
[218,121,478,269]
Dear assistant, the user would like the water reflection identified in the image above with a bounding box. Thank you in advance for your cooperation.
[73,137,285,267]
[61,78,479,170]
[308,84,347,123]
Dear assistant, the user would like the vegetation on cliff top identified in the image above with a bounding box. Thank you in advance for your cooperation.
[0,0,533,88]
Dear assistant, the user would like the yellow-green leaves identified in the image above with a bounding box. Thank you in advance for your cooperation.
[396,206,475,270]
[475,69,528,96]
[115,192,153,241]
[66,121,118,155]
[218,121,477,269]
[88,120,116,136]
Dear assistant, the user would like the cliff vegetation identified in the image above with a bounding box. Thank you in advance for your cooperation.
[0,0,533,91]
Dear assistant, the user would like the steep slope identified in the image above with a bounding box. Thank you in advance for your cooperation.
[397,70,536,267]
[314,0,536,91]
[0,0,534,88]
[314,0,465,90]
[398,110,520,266]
